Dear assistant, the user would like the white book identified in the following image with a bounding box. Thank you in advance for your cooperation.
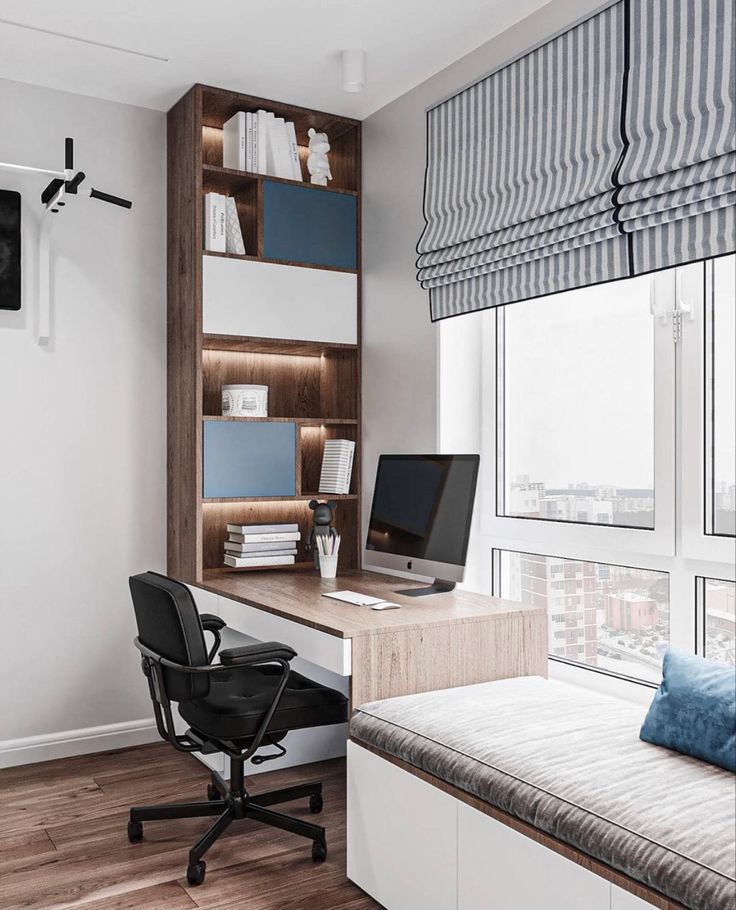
[226,522,299,534]
[226,531,301,544]
[224,554,296,568]
[225,540,299,553]
[258,110,274,175]
[224,542,297,555]
[225,197,246,255]
[245,112,254,171]
[222,112,246,171]
[285,121,302,180]
[203,192,227,252]
[269,117,294,179]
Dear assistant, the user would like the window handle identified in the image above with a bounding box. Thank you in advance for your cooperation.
[675,269,695,321]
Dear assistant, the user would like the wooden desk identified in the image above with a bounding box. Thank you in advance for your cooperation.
[198,568,547,707]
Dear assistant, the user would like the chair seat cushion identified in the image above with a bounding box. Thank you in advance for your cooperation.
[178,665,348,741]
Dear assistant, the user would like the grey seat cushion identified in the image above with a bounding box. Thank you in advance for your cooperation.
[350,677,736,910]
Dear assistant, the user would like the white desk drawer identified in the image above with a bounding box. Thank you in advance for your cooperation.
[216,595,351,676]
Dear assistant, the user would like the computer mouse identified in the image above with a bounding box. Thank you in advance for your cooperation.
[371,602,400,610]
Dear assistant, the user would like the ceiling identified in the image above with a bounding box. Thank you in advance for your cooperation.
[0,0,550,118]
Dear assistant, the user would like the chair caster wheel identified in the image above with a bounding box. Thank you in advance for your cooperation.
[312,840,327,862]
[127,820,143,843]
[187,860,206,886]
[309,793,323,814]
[207,783,219,801]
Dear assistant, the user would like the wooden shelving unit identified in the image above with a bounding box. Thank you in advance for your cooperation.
[167,84,361,582]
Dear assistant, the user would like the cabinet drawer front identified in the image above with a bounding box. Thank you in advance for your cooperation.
[202,420,296,499]
[203,256,357,344]
[458,802,610,910]
[263,181,357,270]
[216,595,351,676]
[611,887,658,909]
[347,742,458,910]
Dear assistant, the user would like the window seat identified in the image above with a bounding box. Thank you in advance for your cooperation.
[349,676,736,910]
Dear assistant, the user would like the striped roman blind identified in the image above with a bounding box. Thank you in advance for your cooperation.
[417,0,736,321]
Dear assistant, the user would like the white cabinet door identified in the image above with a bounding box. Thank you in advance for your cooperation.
[348,742,458,910]
[458,802,611,910]
[611,886,656,909]
[203,256,358,344]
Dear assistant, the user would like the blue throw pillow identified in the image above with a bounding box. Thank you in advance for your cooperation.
[640,649,736,772]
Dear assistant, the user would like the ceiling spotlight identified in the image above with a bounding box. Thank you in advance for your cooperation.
[341,49,366,93]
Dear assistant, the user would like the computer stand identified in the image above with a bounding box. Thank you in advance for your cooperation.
[395,579,457,597]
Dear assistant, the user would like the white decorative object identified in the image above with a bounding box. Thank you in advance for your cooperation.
[307,129,332,186]
[222,384,268,417]
[319,439,355,494]
[341,49,367,93]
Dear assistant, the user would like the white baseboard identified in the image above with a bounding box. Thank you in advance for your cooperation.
[0,718,158,769]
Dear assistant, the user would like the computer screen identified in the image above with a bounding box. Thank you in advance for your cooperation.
[365,455,479,569]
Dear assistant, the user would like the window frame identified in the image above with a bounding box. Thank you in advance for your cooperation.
[439,257,736,694]
[482,269,677,558]
[680,259,735,564]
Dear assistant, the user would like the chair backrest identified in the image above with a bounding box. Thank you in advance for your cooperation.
[129,571,209,702]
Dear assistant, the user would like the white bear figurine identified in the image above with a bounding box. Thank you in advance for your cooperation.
[307,128,332,186]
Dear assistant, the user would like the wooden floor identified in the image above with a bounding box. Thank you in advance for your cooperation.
[0,744,381,910]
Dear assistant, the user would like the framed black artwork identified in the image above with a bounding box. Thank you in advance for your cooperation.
[0,190,21,310]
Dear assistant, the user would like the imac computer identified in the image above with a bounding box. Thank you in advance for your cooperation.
[364,454,480,597]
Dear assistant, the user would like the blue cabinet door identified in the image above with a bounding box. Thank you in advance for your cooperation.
[203,420,296,499]
[263,181,357,270]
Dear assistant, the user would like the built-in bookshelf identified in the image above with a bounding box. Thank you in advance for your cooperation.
[168,84,361,582]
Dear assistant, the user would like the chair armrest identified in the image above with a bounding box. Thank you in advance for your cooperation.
[219,641,297,666]
[199,613,226,663]
[199,613,226,632]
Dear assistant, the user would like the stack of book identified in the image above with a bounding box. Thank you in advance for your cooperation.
[223,522,300,568]
[319,439,355,495]
[203,193,245,254]
[222,110,302,181]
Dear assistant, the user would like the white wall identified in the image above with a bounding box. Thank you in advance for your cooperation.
[0,79,165,762]
[361,0,607,557]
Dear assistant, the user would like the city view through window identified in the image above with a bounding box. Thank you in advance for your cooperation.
[498,551,669,683]
[493,258,735,684]
[498,277,655,529]
[704,578,736,666]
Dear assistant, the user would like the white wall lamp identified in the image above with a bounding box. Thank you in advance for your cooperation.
[0,137,132,346]
[341,49,367,93]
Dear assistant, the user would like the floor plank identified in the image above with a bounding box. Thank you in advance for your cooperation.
[0,747,379,910]
[59,882,197,910]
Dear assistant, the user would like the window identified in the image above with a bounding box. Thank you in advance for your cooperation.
[439,253,735,690]
[705,258,736,538]
[496,551,669,683]
[496,278,655,529]
[697,578,736,666]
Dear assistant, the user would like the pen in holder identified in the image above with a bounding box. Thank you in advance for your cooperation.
[317,533,340,579]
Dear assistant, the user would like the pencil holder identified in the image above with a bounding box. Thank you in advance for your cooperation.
[318,554,338,579]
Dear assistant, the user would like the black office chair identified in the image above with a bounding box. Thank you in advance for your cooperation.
[127,571,348,886]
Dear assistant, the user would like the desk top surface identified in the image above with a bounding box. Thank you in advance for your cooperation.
[198,568,544,639]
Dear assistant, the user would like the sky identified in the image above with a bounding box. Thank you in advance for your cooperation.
[504,273,656,490]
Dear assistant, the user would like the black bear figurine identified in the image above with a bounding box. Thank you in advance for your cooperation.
[306,499,337,569]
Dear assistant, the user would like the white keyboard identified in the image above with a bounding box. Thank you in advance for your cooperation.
[321,590,387,607]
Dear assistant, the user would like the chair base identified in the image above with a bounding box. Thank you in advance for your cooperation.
[128,757,327,885]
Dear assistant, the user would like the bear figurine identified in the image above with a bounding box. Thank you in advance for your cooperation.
[307,128,332,186]
[306,499,337,569]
